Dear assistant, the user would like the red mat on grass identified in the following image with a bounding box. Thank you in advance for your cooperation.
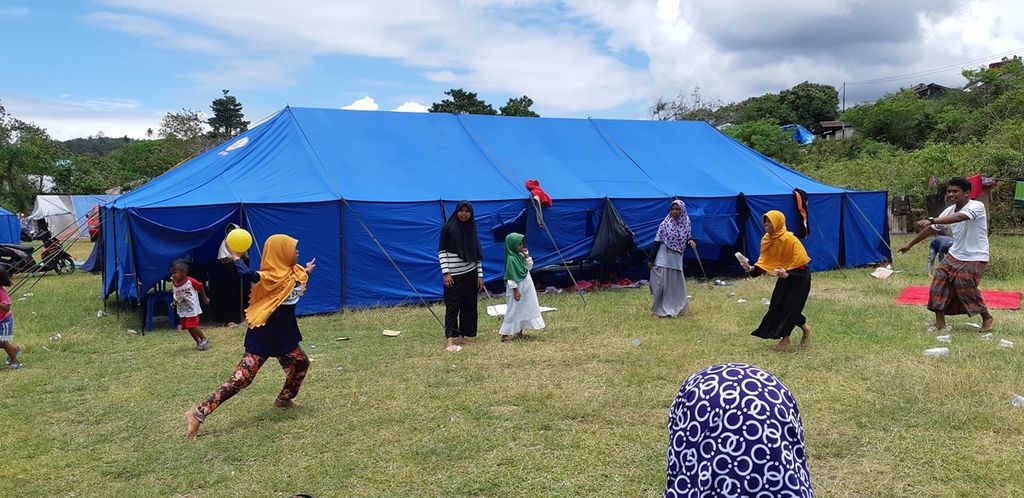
[894,286,1021,310]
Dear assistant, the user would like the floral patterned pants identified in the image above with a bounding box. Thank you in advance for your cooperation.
[194,347,309,421]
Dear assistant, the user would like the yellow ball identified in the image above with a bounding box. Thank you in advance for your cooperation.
[226,228,253,253]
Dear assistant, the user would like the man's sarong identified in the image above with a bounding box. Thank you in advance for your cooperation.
[928,255,988,316]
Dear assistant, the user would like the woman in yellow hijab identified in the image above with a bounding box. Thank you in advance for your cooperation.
[185,234,316,440]
[739,211,813,351]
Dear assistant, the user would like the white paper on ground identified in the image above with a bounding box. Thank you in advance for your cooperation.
[486,304,558,317]
[382,329,401,337]
[870,267,894,279]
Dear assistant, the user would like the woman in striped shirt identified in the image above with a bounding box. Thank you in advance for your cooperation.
[438,201,484,352]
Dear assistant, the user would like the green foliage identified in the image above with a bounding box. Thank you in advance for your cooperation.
[778,82,839,131]
[723,119,802,165]
[960,56,1024,108]
[429,88,497,115]
[498,95,540,117]
[0,101,65,212]
[62,134,136,156]
[841,90,934,149]
[207,90,250,142]
[650,87,723,124]
[653,82,838,132]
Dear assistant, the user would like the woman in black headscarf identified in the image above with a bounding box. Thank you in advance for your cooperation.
[438,201,484,352]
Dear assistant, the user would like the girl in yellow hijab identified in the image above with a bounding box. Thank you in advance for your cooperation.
[184,234,316,440]
[739,211,813,351]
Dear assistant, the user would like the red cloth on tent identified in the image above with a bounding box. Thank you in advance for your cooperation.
[526,179,553,206]
[968,174,983,199]
[894,286,1021,310]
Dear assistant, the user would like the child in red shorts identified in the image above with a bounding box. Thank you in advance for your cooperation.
[171,260,211,350]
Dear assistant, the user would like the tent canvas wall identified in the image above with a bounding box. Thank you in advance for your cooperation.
[0,207,19,244]
[29,194,119,239]
[102,107,890,315]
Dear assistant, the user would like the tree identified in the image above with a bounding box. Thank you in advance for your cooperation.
[159,109,211,158]
[650,87,724,124]
[778,82,839,132]
[429,88,497,115]
[723,119,801,165]
[499,96,540,117]
[842,90,933,149]
[0,101,64,211]
[207,89,250,142]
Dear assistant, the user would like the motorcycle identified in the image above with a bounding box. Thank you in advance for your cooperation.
[38,235,76,275]
[0,243,37,274]
[0,236,76,275]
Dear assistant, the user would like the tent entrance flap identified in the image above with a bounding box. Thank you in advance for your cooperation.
[589,198,635,263]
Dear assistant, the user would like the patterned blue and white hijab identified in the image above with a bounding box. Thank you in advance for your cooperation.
[666,363,813,498]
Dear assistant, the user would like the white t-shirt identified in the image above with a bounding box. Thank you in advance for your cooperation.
[173,277,204,318]
[932,200,988,262]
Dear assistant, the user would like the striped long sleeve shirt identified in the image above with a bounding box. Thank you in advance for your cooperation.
[438,250,483,278]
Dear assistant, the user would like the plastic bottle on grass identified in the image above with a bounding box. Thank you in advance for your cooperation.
[923,347,949,357]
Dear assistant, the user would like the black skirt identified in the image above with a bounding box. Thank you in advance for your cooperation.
[244,305,302,357]
[752,269,811,339]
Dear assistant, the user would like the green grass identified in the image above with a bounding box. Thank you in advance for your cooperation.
[2,236,1023,497]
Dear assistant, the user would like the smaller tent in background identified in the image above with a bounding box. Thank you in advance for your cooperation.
[782,124,816,145]
[28,194,119,239]
[0,207,19,244]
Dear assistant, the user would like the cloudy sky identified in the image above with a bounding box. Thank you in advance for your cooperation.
[2,0,1023,140]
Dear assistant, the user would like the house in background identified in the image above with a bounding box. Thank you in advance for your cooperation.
[819,120,854,140]
[911,82,949,99]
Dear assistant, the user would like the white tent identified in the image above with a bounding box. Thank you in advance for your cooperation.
[28,194,119,239]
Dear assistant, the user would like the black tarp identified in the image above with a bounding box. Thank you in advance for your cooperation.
[589,198,635,263]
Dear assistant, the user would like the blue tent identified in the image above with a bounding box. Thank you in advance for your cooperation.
[782,124,816,144]
[102,107,890,313]
[0,207,19,244]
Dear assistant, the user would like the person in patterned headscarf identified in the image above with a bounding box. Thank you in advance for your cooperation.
[666,363,814,498]
[649,200,697,317]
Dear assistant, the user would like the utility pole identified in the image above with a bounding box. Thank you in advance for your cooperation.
[842,82,846,112]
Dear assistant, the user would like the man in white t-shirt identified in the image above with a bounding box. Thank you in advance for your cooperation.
[899,177,993,332]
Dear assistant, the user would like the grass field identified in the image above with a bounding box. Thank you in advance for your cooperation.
[2,235,1023,497]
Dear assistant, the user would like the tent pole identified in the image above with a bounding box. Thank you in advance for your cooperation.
[339,200,346,313]
[532,198,586,305]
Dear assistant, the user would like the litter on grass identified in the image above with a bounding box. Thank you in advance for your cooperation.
[923,347,949,357]
[382,329,401,337]
[999,339,1014,348]
[936,335,952,343]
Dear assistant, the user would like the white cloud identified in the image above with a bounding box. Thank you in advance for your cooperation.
[392,101,429,112]
[342,96,380,111]
[82,11,229,53]
[71,0,1024,119]
[189,59,300,90]
[90,0,651,112]
[0,6,29,16]
[3,94,163,140]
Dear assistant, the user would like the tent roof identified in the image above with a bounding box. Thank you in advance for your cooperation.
[114,107,846,209]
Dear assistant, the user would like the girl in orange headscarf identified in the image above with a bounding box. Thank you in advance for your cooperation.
[185,234,316,440]
[739,211,813,351]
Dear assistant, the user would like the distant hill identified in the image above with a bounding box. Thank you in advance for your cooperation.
[62,135,138,156]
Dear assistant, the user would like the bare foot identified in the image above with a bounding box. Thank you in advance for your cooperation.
[981,316,994,332]
[184,409,201,441]
[800,325,811,348]
[273,398,302,408]
[771,338,791,351]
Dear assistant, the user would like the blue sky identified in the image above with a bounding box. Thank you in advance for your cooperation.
[3,1,1024,140]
